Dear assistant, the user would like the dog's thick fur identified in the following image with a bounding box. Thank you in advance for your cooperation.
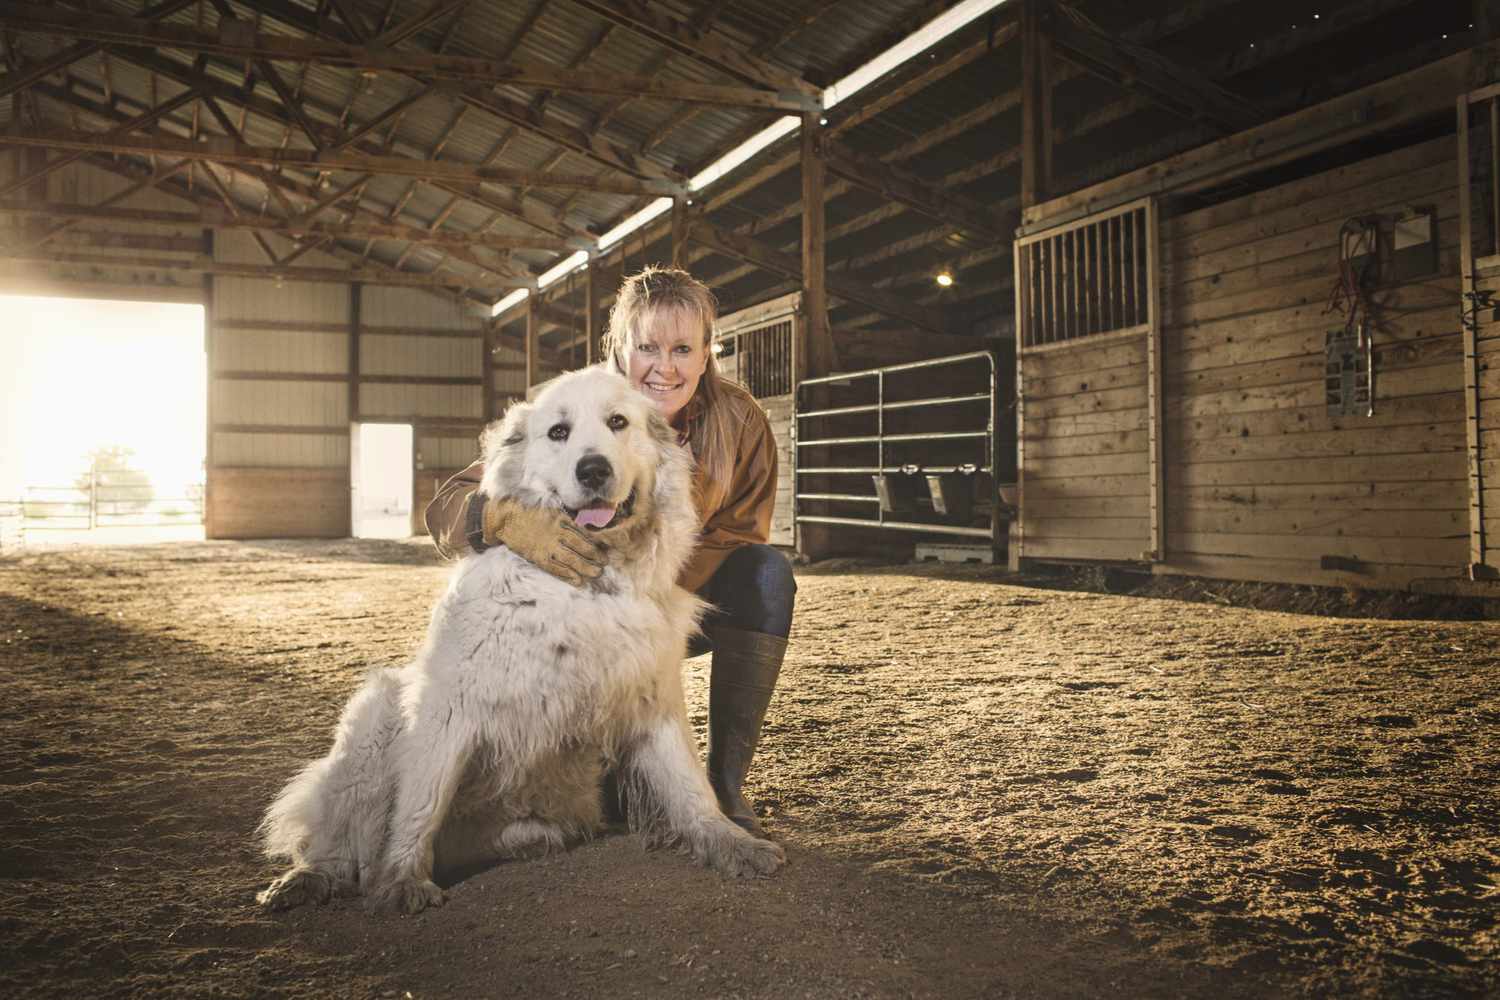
[257,366,784,915]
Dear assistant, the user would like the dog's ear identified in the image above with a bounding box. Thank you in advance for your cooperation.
[481,399,532,464]
[643,406,676,448]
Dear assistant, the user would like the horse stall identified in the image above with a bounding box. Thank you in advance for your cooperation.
[2,4,1499,1000]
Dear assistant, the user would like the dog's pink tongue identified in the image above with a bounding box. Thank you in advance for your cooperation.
[574,502,616,529]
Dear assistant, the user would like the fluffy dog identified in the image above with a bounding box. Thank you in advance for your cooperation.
[257,366,784,915]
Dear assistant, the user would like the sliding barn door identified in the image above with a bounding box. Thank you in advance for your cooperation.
[1012,198,1163,564]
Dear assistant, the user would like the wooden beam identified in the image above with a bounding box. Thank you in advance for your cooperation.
[0,4,815,111]
[1048,0,1263,134]
[1021,44,1489,229]
[671,196,689,266]
[0,129,680,195]
[0,200,576,255]
[0,0,196,99]
[525,296,539,390]
[800,111,833,378]
[565,0,818,98]
[1020,0,1053,209]
[688,218,944,337]
[177,0,686,186]
[822,138,1008,240]
[3,248,484,289]
[585,258,598,365]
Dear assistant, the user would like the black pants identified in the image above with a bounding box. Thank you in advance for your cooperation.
[689,544,796,656]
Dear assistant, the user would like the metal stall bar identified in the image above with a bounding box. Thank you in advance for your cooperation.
[794,350,1000,547]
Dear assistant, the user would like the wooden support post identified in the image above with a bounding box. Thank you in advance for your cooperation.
[799,110,835,562]
[201,228,216,537]
[348,282,362,423]
[525,294,539,393]
[671,196,689,267]
[1020,0,1053,210]
[585,255,598,365]
[800,111,833,378]
[1143,198,1165,562]
[481,318,496,422]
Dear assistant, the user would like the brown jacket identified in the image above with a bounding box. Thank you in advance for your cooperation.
[424,379,778,594]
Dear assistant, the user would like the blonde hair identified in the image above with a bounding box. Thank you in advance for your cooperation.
[603,266,736,488]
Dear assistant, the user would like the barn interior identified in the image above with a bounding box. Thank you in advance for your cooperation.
[2,0,1499,997]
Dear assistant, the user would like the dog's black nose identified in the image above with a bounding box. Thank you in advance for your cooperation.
[575,454,613,491]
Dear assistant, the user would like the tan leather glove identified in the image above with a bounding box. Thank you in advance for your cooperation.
[480,495,608,587]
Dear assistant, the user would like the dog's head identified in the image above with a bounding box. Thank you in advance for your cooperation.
[479,366,685,536]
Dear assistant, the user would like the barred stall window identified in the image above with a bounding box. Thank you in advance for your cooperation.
[713,315,796,399]
[1014,199,1154,348]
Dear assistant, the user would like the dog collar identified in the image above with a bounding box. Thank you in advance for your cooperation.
[465,491,490,553]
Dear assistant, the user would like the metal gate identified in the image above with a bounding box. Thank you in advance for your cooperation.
[793,351,1006,549]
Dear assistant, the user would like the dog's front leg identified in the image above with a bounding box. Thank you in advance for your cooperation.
[626,716,784,878]
[374,709,477,915]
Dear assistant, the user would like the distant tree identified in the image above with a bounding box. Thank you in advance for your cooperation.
[75,446,154,514]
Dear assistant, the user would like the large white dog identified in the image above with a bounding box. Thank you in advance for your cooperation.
[257,366,784,915]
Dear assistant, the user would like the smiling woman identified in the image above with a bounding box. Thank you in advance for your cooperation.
[0,294,206,534]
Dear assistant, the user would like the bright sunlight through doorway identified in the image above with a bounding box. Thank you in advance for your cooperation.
[0,294,207,546]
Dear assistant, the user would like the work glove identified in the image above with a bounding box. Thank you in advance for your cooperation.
[477,494,618,587]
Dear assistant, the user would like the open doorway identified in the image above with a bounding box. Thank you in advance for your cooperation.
[352,422,414,539]
[0,294,206,547]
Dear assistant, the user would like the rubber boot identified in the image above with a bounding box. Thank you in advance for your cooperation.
[706,625,787,840]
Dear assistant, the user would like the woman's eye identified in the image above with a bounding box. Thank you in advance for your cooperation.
[607,414,628,431]
[636,344,656,354]
[547,424,569,442]
[674,345,692,354]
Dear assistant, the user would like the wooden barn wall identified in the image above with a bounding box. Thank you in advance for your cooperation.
[208,232,488,539]
[1157,134,1465,588]
[1021,134,1471,588]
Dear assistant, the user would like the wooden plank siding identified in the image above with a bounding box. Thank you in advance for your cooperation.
[1156,134,1469,585]
[1020,134,1478,587]
[1020,336,1151,561]
[762,393,795,548]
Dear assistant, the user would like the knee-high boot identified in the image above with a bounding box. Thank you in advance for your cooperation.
[706,625,787,839]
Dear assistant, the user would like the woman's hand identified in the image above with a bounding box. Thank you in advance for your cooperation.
[481,496,609,586]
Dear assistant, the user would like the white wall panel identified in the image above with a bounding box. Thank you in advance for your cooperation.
[362,334,479,378]
[214,379,347,425]
[212,432,347,467]
[215,329,347,374]
[418,435,482,470]
[360,383,482,420]
[361,286,482,330]
[214,275,350,324]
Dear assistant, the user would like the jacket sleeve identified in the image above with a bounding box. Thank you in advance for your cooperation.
[423,459,485,560]
[678,406,778,593]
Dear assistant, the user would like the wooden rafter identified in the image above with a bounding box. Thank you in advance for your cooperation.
[0,129,681,194]
[0,200,583,253]
[686,218,945,335]
[0,4,816,111]
[1047,0,1264,133]
[565,0,818,97]
[0,0,196,99]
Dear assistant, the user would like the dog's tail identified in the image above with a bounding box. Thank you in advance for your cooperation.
[259,666,406,884]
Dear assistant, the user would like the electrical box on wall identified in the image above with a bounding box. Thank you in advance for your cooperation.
[1388,208,1437,283]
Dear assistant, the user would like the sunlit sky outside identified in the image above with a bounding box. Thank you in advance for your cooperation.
[0,295,206,500]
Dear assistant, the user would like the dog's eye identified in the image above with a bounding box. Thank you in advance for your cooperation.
[607,414,628,431]
[547,423,570,442]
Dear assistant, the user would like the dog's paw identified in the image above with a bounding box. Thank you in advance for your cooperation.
[707,829,785,878]
[373,876,446,915]
[257,867,336,911]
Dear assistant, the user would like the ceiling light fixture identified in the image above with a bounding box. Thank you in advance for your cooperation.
[935,269,955,287]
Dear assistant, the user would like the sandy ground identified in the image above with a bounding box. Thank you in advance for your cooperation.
[0,539,1496,999]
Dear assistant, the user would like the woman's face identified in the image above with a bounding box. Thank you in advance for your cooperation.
[625,306,708,424]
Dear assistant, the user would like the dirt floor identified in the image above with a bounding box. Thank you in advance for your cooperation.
[1,539,1497,999]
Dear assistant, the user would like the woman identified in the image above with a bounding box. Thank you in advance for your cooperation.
[425,266,795,839]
